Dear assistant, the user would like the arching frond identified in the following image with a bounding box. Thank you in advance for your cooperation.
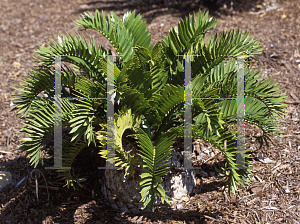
[131,128,176,211]
[163,10,218,56]
[35,33,121,85]
[74,10,154,65]
[18,97,76,167]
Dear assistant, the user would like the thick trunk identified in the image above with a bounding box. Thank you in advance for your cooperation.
[101,148,197,213]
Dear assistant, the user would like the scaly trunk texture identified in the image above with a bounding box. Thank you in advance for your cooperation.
[101,144,197,213]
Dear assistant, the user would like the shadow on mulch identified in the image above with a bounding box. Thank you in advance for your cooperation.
[0,142,124,223]
[0,138,229,224]
[74,0,265,24]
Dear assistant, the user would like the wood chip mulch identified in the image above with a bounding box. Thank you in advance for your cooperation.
[0,0,299,223]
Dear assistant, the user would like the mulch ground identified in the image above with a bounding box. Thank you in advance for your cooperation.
[0,0,300,223]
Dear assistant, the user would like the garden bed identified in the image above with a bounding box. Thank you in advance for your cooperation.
[0,0,299,223]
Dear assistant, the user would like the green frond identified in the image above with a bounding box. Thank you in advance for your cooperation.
[190,29,262,78]
[18,98,76,167]
[119,88,159,124]
[149,41,170,91]
[69,99,98,146]
[163,10,218,56]
[195,122,253,195]
[74,75,106,98]
[74,10,154,65]
[148,84,185,139]
[10,67,56,118]
[123,46,155,97]
[131,128,175,211]
[35,32,122,85]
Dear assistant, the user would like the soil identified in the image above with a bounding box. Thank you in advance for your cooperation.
[0,0,300,223]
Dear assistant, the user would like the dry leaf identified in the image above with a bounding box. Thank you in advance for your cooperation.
[259,12,267,17]
[13,61,21,68]
[256,156,276,163]
[281,14,287,19]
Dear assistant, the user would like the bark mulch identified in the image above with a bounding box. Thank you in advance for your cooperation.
[0,0,299,223]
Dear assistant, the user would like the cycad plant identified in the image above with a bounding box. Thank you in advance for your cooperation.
[11,9,287,212]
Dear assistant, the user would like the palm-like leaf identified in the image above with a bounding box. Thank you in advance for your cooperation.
[131,128,176,211]
[74,10,154,65]
[16,94,76,167]
[11,9,288,212]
